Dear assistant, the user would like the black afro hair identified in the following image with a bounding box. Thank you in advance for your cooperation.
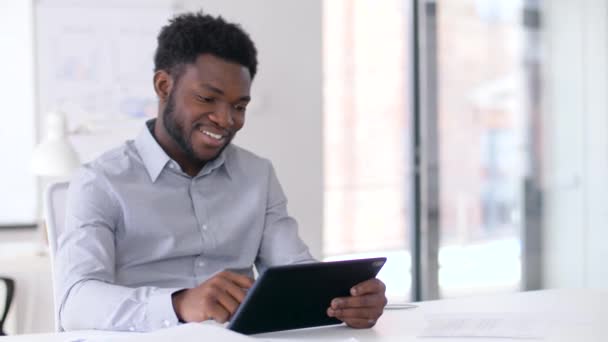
[154,11,258,80]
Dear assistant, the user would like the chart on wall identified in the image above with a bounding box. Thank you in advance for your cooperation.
[35,0,174,162]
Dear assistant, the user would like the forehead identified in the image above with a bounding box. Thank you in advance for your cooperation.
[177,54,252,96]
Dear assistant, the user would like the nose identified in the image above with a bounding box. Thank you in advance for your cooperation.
[209,103,234,129]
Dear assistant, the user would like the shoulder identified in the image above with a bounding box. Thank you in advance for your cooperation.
[69,141,139,196]
[87,141,140,176]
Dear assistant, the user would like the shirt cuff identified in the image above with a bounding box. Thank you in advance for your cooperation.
[143,287,183,331]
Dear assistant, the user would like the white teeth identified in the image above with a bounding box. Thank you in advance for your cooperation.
[201,130,223,140]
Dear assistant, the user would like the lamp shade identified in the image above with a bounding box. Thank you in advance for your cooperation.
[31,111,80,177]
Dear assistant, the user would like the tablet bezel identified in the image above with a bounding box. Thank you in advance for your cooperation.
[227,257,386,335]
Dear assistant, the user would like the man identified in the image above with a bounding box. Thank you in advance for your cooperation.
[56,11,387,332]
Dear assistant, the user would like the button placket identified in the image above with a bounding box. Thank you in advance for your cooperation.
[190,179,211,237]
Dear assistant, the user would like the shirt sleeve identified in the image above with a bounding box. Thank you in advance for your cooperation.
[55,166,182,332]
[255,161,317,274]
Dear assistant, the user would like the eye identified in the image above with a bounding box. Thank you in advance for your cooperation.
[234,104,247,112]
[197,96,215,104]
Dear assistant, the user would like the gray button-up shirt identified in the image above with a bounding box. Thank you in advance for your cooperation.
[56,121,314,332]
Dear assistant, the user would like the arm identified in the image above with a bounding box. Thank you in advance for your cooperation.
[254,162,316,273]
[254,161,387,329]
[55,167,181,332]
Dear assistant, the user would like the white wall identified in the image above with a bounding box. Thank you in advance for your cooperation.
[542,0,608,288]
[177,0,324,258]
[0,0,37,226]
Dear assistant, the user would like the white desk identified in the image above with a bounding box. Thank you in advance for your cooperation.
[1,289,606,341]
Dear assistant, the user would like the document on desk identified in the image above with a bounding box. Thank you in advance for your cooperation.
[419,313,546,339]
[75,323,342,342]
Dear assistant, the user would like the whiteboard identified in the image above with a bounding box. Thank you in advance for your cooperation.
[0,0,176,225]
[35,0,174,163]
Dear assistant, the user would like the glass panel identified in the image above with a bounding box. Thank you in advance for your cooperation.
[322,0,412,301]
[435,0,541,297]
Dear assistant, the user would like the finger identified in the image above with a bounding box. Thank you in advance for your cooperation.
[218,270,254,289]
[204,300,231,323]
[327,307,383,321]
[350,278,386,296]
[342,317,377,329]
[211,285,241,316]
[211,275,250,304]
[330,293,387,309]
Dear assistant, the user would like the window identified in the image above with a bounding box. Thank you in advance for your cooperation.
[322,0,412,301]
[323,0,543,301]
[435,0,541,297]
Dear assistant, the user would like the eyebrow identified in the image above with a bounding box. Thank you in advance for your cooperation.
[200,83,251,102]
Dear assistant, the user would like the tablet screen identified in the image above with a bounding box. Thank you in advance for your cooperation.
[228,257,386,335]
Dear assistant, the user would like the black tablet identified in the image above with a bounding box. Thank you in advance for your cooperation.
[227,257,386,335]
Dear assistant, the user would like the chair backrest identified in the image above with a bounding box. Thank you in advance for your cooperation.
[43,181,69,331]
[0,277,15,336]
[44,182,69,259]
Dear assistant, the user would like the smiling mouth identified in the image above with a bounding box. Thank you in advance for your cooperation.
[199,128,225,140]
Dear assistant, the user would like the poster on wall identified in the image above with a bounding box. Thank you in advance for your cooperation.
[35,0,174,163]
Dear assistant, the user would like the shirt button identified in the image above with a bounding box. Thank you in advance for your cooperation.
[163,319,171,327]
[197,260,205,267]
[202,224,208,230]
[129,326,135,331]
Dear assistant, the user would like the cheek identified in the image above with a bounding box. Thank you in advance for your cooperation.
[173,98,197,126]
[176,110,197,134]
[233,114,245,131]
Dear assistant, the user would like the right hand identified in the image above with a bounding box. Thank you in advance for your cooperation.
[171,270,254,323]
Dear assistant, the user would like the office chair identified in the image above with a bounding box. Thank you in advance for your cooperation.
[43,181,69,332]
[0,276,15,336]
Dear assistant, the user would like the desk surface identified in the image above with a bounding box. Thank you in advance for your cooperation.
[2,289,607,341]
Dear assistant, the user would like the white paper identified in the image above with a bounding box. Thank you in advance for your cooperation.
[419,313,546,339]
[65,323,350,342]
[69,324,248,342]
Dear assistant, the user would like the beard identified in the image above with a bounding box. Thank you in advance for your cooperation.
[162,90,233,164]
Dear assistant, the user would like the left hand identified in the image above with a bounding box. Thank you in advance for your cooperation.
[326,278,387,328]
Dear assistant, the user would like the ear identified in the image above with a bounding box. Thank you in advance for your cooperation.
[153,70,173,101]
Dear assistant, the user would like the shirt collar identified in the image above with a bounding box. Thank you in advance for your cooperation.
[134,119,233,182]
[134,120,171,182]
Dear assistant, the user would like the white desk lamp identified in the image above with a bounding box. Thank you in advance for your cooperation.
[31,111,80,252]
[31,111,80,177]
